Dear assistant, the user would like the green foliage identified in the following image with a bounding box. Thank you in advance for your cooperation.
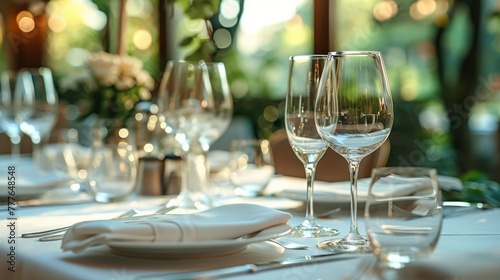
[174,0,220,61]
[442,171,500,207]
[184,0,221,19]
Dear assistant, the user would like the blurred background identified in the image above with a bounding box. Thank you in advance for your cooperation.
[0,0,499,185]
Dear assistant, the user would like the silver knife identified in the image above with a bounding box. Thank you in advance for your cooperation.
[135,251,362,280]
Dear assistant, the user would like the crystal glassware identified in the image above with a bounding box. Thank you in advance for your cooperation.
[365,167,443,269]
[0,71,24,158]
[229,139,275,197]
[315,51,394,252]
[87,143,138,203]
[17,67,59,169]
[158,60,233,210]
[285,55,339,237]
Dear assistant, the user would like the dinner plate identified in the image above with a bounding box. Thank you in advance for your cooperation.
[107,223,292,259]
[0,156,72,201]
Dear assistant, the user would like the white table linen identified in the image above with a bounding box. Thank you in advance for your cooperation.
[1,195,499,280]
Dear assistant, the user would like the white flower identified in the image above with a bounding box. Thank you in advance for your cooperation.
[115,76,135,91]
[119,56,143,79]
[136,70,155,90]
[87,52,121,87]
[84,51,155,92]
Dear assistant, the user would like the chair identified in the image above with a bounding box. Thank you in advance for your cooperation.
[270,129,390,182]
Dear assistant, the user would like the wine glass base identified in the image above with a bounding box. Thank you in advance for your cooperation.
[317,234,372,253]
[288,223,340,238]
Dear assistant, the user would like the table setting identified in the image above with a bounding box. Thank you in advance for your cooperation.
[1,51,500,280]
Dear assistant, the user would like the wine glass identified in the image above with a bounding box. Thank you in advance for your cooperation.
[0,71,24,158]
[314,51,394,252]
[158,60,232,210]
[285,55,339,237]
[17,67,59,169]
[199,61,233,153]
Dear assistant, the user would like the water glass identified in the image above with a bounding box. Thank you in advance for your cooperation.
[229,139,275,197]
[87,143,137,203]
[364,167,443,269]
[42,128,92,191]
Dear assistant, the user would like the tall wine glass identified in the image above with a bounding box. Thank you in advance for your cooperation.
[198,61,233,153]
[0,71,24,158]
[17,67,59,169]
[285,55,339,237]
[314,51,393,252]
[158,60,232,210]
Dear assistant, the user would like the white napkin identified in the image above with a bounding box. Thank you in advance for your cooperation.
[268,175,463,202]
[61,203,292,253]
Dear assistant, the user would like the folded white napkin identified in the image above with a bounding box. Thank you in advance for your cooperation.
[268,175,463,202]
[61,203,292,253]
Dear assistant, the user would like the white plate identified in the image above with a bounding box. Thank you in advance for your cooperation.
[107,223,292,259]
[0,157,72,201]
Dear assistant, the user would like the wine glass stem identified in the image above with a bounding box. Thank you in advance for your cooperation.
[304,162,317,224]
[32,141,42,169]
[9,135,21,160]
[348,160,360,235]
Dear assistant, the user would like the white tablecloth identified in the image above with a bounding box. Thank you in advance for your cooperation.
[1,195,500,280]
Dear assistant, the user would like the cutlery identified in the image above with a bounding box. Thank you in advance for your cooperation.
[268,239,309,250]
[443,201,493,217]
[22,205,178,239]
[135,251,361,280]
[21,208,140,238]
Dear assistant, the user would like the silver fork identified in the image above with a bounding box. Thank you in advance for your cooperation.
[21,208,140,239]
[38,205,179,242]
[23,205,178,240]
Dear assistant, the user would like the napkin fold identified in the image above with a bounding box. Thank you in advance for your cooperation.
[61,203,292,253]
[268,175,463,202]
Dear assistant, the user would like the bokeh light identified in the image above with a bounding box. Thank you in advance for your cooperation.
[133,29,152,50]
[213,28,232,49]
[220,0,240,20]
[17,11,35,33]
[48,14,67,32]
[373,1,398,22]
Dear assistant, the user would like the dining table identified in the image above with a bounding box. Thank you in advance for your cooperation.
[1,169,500,280]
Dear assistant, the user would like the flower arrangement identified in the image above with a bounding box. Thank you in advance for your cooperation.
[60,51,155,121]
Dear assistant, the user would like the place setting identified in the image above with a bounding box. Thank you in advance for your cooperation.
[1,1,499,278]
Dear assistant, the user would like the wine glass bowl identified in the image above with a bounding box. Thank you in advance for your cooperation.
[315,51,394,251]
[17,67,59,168]
[0,70,24,157]
[158,60,233,210]
[285,54,339,237]
[199,61,233,152]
